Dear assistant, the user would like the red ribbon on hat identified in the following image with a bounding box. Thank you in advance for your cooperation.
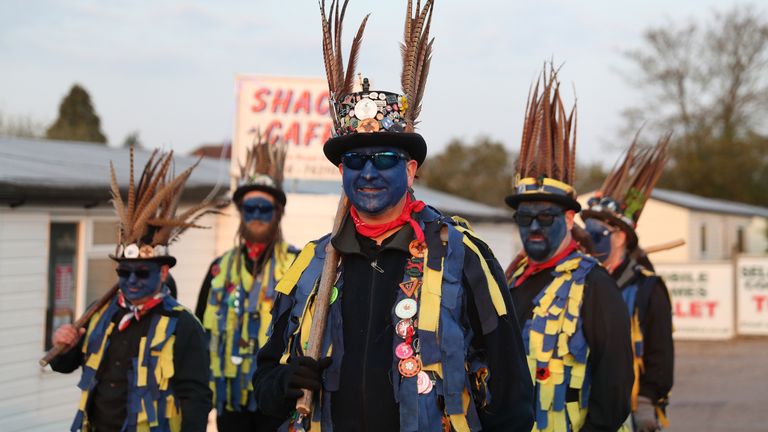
[350,195,426,242]
[513,240,578,288]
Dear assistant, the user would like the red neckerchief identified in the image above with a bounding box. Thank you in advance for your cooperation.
[117,291,165,331]
[350,195,427,242]
[513,240,578,287]
[245,241,267,260]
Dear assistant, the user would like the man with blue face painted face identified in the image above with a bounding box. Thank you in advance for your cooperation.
[253,2,533,431]
[49,148,212,432]
[195,137,299,432]
[505,68,634,432]
[581,136,674,432]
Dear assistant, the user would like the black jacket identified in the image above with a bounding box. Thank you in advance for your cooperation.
[50,300,212,432]
[612,258,674,404]
[510,257,634,432]
[254,216,534,432]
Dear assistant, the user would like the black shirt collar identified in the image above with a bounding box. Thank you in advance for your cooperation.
[331,212,414,259]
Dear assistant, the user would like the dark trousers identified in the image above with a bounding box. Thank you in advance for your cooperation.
[217,408,284,432]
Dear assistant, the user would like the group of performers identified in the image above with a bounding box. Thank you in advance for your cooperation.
[47,1,674,431]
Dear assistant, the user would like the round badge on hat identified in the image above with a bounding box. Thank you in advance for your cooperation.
[398,357,421,378]
[354,98,378,119]
[395,298,418,319]
[395,342,415,360]
[124,244,140,259]
[231,356,244,365]
[417,371,433,394]
[139,244,154,258]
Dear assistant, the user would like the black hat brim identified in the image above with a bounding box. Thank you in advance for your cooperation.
[580,209,639,249]
[324,132,427,166]
[505,192,582,212]
[110,255,177,268]
[233,184,287,207]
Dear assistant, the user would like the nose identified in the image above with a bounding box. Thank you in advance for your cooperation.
[127,271,138,285]
[530,218,542,231]
[360,160,379,180]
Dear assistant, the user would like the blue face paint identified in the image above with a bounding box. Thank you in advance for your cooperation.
[117,261,162,301]
[342,146,409,215]
[516,202,568,262]
[584,218,614,262]
[241,197,275,224]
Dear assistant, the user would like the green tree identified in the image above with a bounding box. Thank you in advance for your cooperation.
[122,131,142,149]
[574,161,608,195]
[417,136,515,207]
[621,5,768,206]
[0,111,45,138]
[46,84,107,144]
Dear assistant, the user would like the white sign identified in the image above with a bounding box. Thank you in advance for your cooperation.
[736,256,768,335]
[655,263,734,340]
[234,75,338,180]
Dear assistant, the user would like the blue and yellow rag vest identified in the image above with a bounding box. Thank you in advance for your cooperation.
[510,252,602,432]
[271,208,509,432]
[202,241,299,412]
[72,294,185,432]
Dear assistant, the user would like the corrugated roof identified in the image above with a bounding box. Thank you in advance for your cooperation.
[651,188,768,218]
[0,136,513,220]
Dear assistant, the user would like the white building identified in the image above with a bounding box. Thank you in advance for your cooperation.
[0,136,515,431]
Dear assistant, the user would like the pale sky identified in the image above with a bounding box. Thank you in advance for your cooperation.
[0,0,755,165]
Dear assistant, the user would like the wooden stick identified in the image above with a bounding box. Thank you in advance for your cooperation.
[39,284,119,367]
[643,239,686,255]
[296,192,350,415]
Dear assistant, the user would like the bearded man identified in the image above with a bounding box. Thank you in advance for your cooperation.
[195,138,299,431]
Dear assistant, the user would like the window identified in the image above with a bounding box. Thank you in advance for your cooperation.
[45,223,79,351]
[700,224,707,255]
[736,226,745,254]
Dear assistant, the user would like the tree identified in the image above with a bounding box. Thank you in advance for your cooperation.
[574,161,608,195]
[621,5,768,206]
[122,131,142,149]
[46,84,107,144]
[0,111,45,138]
[417,136,515,207]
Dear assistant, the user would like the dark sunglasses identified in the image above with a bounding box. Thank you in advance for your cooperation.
[242,202,274,213]
[341,151,408,170]
[116,267,151,279]
[514,210,563,227]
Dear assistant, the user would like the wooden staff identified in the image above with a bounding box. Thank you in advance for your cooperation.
[296,193,350,415]
[644,239,686,255]
[39,284,119,367]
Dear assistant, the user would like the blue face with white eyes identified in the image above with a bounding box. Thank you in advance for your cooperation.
[341,146,409,215]
[584,218,614,262]
[516,202,569,262]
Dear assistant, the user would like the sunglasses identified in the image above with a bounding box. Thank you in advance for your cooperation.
[514,210,563,227]
[242,202,274,213]
[341,151,408,170]
[116,267,151,279]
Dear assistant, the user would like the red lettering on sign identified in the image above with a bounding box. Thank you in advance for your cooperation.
[754,295,768,313]
[316,92,330,115]
[264,120,283,144]
[320,123,333,144]
[293,91,312,114]
[303,122,321,146]
[252,88,270,112]
[272,90,293,114]
[674,300,718,318]
[283,122,300,145]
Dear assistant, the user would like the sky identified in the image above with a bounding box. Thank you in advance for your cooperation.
[0,0,754,165]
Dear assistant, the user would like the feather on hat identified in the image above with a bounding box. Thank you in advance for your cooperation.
[232,131,288,206]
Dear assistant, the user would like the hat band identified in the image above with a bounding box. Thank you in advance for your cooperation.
[115,243,170,260]
[513,177,575,198]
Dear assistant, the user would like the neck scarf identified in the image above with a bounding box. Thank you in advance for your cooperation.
[514,240,578,287]
[350,195,427,242]
[117,290,166,331]
[245,241,267,260]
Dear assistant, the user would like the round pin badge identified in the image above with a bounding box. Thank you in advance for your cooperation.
[230,356,244,365]
[395,319,413,339]
[398,357,421,378]
[395,342,415,359]
[124,243,140,259]
[356,118,380,133]
[369,92,378,99]
[395,298,418,319]
[139,244,154,258]
[408,240,426,258]
[153,244,167,257]
[417,371,433,394]
[379,92,387,100]
[354,98,378,119]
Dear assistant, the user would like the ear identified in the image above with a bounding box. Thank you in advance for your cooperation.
[338,163,344,175]
[406,160,418,188]
[613,229,627,249]
[160,265,170,282]
[564,210,576,230]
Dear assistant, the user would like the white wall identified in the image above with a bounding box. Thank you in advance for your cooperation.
[634,199,691,263]
[470,222,520,270]
[172,211,220,310]
[0,209,80,431]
